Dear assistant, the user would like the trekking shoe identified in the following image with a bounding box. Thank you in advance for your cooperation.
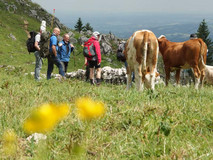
[90,79,95,85]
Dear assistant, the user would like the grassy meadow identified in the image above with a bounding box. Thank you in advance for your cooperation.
[0,7,213,160]
[0,58,213,159]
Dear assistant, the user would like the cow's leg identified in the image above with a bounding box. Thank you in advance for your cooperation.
[150,71,155,91]
[135,64,143,91]
[192,66,201,89]
[175,69,181,86]
[200,69,205,88]
[147,66,156,91]
[165,67,171,86]
[126,65,132,90]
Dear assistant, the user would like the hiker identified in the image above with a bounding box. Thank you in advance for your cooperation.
[190,33,197,39]
[117,41,135,82]
[84,31,102,85]
[47,27,65,80]
[57,33,74,73]
[34,20,46,81]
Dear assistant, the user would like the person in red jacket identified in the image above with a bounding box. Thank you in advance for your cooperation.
[84,31,102,85]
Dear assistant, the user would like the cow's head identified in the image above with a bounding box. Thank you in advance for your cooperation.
[157,35,167,55]
[144,71,161,89]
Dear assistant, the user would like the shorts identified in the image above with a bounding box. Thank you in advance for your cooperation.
[88,60,101,69]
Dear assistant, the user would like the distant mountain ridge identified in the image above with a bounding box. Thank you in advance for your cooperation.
[61,12,213,42]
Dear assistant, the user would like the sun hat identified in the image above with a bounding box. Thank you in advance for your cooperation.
[40,20,46,33]
[93,31,100,39]
[190,33,197,39]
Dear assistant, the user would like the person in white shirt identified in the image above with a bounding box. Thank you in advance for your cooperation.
[34,20,46,81]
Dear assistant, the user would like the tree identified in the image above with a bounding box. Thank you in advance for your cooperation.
[74,17,84,33]
[83,23,93,32]
[196,19,213,64]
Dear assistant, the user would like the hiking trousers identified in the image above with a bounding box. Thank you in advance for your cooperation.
[47,55,65,80]
[34,51,42,81]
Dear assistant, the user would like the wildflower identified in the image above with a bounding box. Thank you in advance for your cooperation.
[23,103,70,134]
[75,97,105,120]
[1,130,17,156]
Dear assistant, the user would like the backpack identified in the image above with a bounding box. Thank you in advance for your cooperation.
[117,52,126,62]
[26,31,37,53]
[39,31,51,58]
[83,40,96,58]
[117,42,126,62]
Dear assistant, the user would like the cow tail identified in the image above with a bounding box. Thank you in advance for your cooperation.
[142,31,149,73]
[199,39,206,69]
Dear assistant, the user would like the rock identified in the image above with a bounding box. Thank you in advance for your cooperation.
[70,37,77,44]
[86,30,92,36]
[101,42,112,55]
[6,4,17,13]
[26,133,47,144]
[79,36,89,45]
[30,10,37,17]
[67,31,74,37]
[8,33,16,40]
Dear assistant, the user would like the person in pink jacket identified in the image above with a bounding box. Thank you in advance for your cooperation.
[84,31,102,85]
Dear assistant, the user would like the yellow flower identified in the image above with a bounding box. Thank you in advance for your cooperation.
[23,103,70,134]
[75,97,105,120]
[2,130,17,156]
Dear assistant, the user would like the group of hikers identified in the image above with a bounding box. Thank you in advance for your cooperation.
[33,20,199,86]
[33,21,102,85]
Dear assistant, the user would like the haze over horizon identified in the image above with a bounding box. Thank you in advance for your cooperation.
[32,0,213,40]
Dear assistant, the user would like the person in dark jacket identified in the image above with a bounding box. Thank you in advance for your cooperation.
[57,34,74,73]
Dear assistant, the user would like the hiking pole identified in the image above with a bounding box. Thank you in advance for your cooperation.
[50,9,55,32]
[73,50,76,67]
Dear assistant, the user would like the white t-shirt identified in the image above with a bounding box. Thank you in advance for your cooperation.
[35,33,41,46]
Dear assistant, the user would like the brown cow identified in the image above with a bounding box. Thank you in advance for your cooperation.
[158,35,207,89]
[124,30,159,91]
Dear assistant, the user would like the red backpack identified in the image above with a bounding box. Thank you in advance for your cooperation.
[83,40,96,58]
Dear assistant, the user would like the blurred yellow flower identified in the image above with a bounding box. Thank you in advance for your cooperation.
[23,103,70,134]
[1,130,17,156]
[75,97,105,120]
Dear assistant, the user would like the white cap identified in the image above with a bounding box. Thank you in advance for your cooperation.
[93,31,100,39]
[40,20,46,33]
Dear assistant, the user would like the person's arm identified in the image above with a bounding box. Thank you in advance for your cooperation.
[70,43,75,53]
[94,41,101,64]
[84,57,88,66]
[34,34,40,51]
[34,41,40,51]
[51,36,58,57]
[52,45,57,57]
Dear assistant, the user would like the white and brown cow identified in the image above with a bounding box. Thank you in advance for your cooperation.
[203,65,213,85]
[158,35,207,89]
[124,30,159,91]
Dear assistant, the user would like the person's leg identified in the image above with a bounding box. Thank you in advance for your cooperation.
[53,57,65,77]
[90,68,95,84]
[47,57,54,80]
[85,65,90,81]
[88,61,95,85]
[95,62,101,85]
[34,51,42,81]
[64,62,68,73]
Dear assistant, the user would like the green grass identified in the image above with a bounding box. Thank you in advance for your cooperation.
[0,2,212,159]
[0,66,213,159]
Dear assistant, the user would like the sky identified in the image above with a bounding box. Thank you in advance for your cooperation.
[32,0,213,15]
[31,0,213,39]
